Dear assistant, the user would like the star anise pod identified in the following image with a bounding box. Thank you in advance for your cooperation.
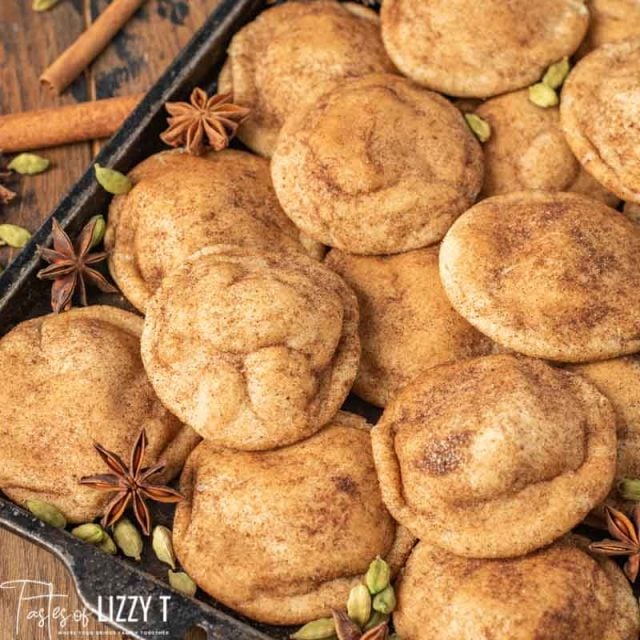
[36,217,117,313]
[79,428,184,536]
[332,610,389,640]
[589,505,640,582]
[160,87,250,155]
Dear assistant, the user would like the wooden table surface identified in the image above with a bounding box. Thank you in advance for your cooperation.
[0,1,219,637]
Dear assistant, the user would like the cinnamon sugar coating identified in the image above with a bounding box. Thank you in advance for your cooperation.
[105,149,322,313]
[271,74,483,255]
[217,0,395,157]
[141,246,360,450]
[372,355,617,557]
[562,39,640,203]
[173,412,414,625]
[475,89,618,206]
[578,0,640,57]
[0,306,199,523]
[325,246,493,407]
[380,0,589,98]
[394,538,639,640]
[440,192,640,362]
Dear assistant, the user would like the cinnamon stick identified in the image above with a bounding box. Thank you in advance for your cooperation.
[41,0,148,95]
[0,94,143,152]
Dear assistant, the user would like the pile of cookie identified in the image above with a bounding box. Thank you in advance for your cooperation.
[3,0,640,638]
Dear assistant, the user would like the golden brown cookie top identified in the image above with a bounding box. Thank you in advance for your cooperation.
[394,538,639,640]
[173,411,414,624]
[325,246,493,407]
[380,0,589,98]
[372,355,617,558]
[271,73,483,254]
[141,245,360,450]
[218,0,395,157]
[0,306,199,523]
[105,148,321,313]
[578,0,640,56]
[440,191,640,362]
[561,38,640,203]
[475,89,617,205]
[570,356,640,515]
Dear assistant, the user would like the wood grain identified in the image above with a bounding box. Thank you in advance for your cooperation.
[0,0,221,637]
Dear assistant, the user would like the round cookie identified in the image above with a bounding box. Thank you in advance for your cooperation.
[271,73,483,255]
[624,200,640,223]
[475,89,618,206]
[440,191,640,362]
[578,0,640,57]
[217,0,395,157]
[371,354,617,558]
[394,538,639,640]
[141,245,360,450]
[105,148,322,313]
[325,246,494,407]
[569,356,640,515]
[173,412,415,625]
[561,38,640,203]
[380,0,589,98]
[0,306,199,523]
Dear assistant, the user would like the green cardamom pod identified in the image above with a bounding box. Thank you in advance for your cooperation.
[8,153,50,175]
[618,478,640,501]
[464,113,491,143]
[94,163,132,195]
[528,83,559,108]
[372,586,396,615]
[98,532,117,555]
[152,525,176,570]
[0,224,31,248]
[113,518,143,561]
[168,570,197,597]
[542,57,570,90]
[88,215,106,249]
[290,618,336,640]
[71,523,106,544]
[25,499,66,528]
[32,0,61,11]
[347,583,372,627]
[364,611,389,631]
[365,556,390,595]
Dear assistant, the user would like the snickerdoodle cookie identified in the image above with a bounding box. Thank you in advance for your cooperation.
[380,0,589,98]
[562,39,640,203]
[440,192,640,362]
[141,246,360,450]
[393,538,639,640]
[0,306,199,523]
[217,0,395,157]
[105,149,321,313]
[570,356,640,514]
[173,411,414,624]
[271,74,483,255]
[578,0,640,56]
[371,355,616,558]
[475,90,617,205]
[325,246,493,407]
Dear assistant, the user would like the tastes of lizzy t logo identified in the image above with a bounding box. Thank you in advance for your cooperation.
[0,579,90,639]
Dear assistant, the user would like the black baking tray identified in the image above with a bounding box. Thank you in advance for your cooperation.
[0,0,378,638]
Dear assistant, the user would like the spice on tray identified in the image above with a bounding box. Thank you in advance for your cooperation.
[332,609,390,640]
[365,557,391,595]
[160,88,250,155]
[0,95,142,153]
[152,525,177,570]
[79,427,184,536]
[33,0,61,10]
[25,499,67,528]
[88,215,107,249]
[464,113,491,143]
[36,217,117,313]
[0,224,31,248]
[168,570,197,597]
[94,163,132,195]
[542,57,571,90]
[98,532,118,555]
[40,0,148,95]
[8,153,50,175]
[290,617,336,640]
[347,584,372,628]
[113,518,144,560]
[589,505,640,582]
[71,523,106,544]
